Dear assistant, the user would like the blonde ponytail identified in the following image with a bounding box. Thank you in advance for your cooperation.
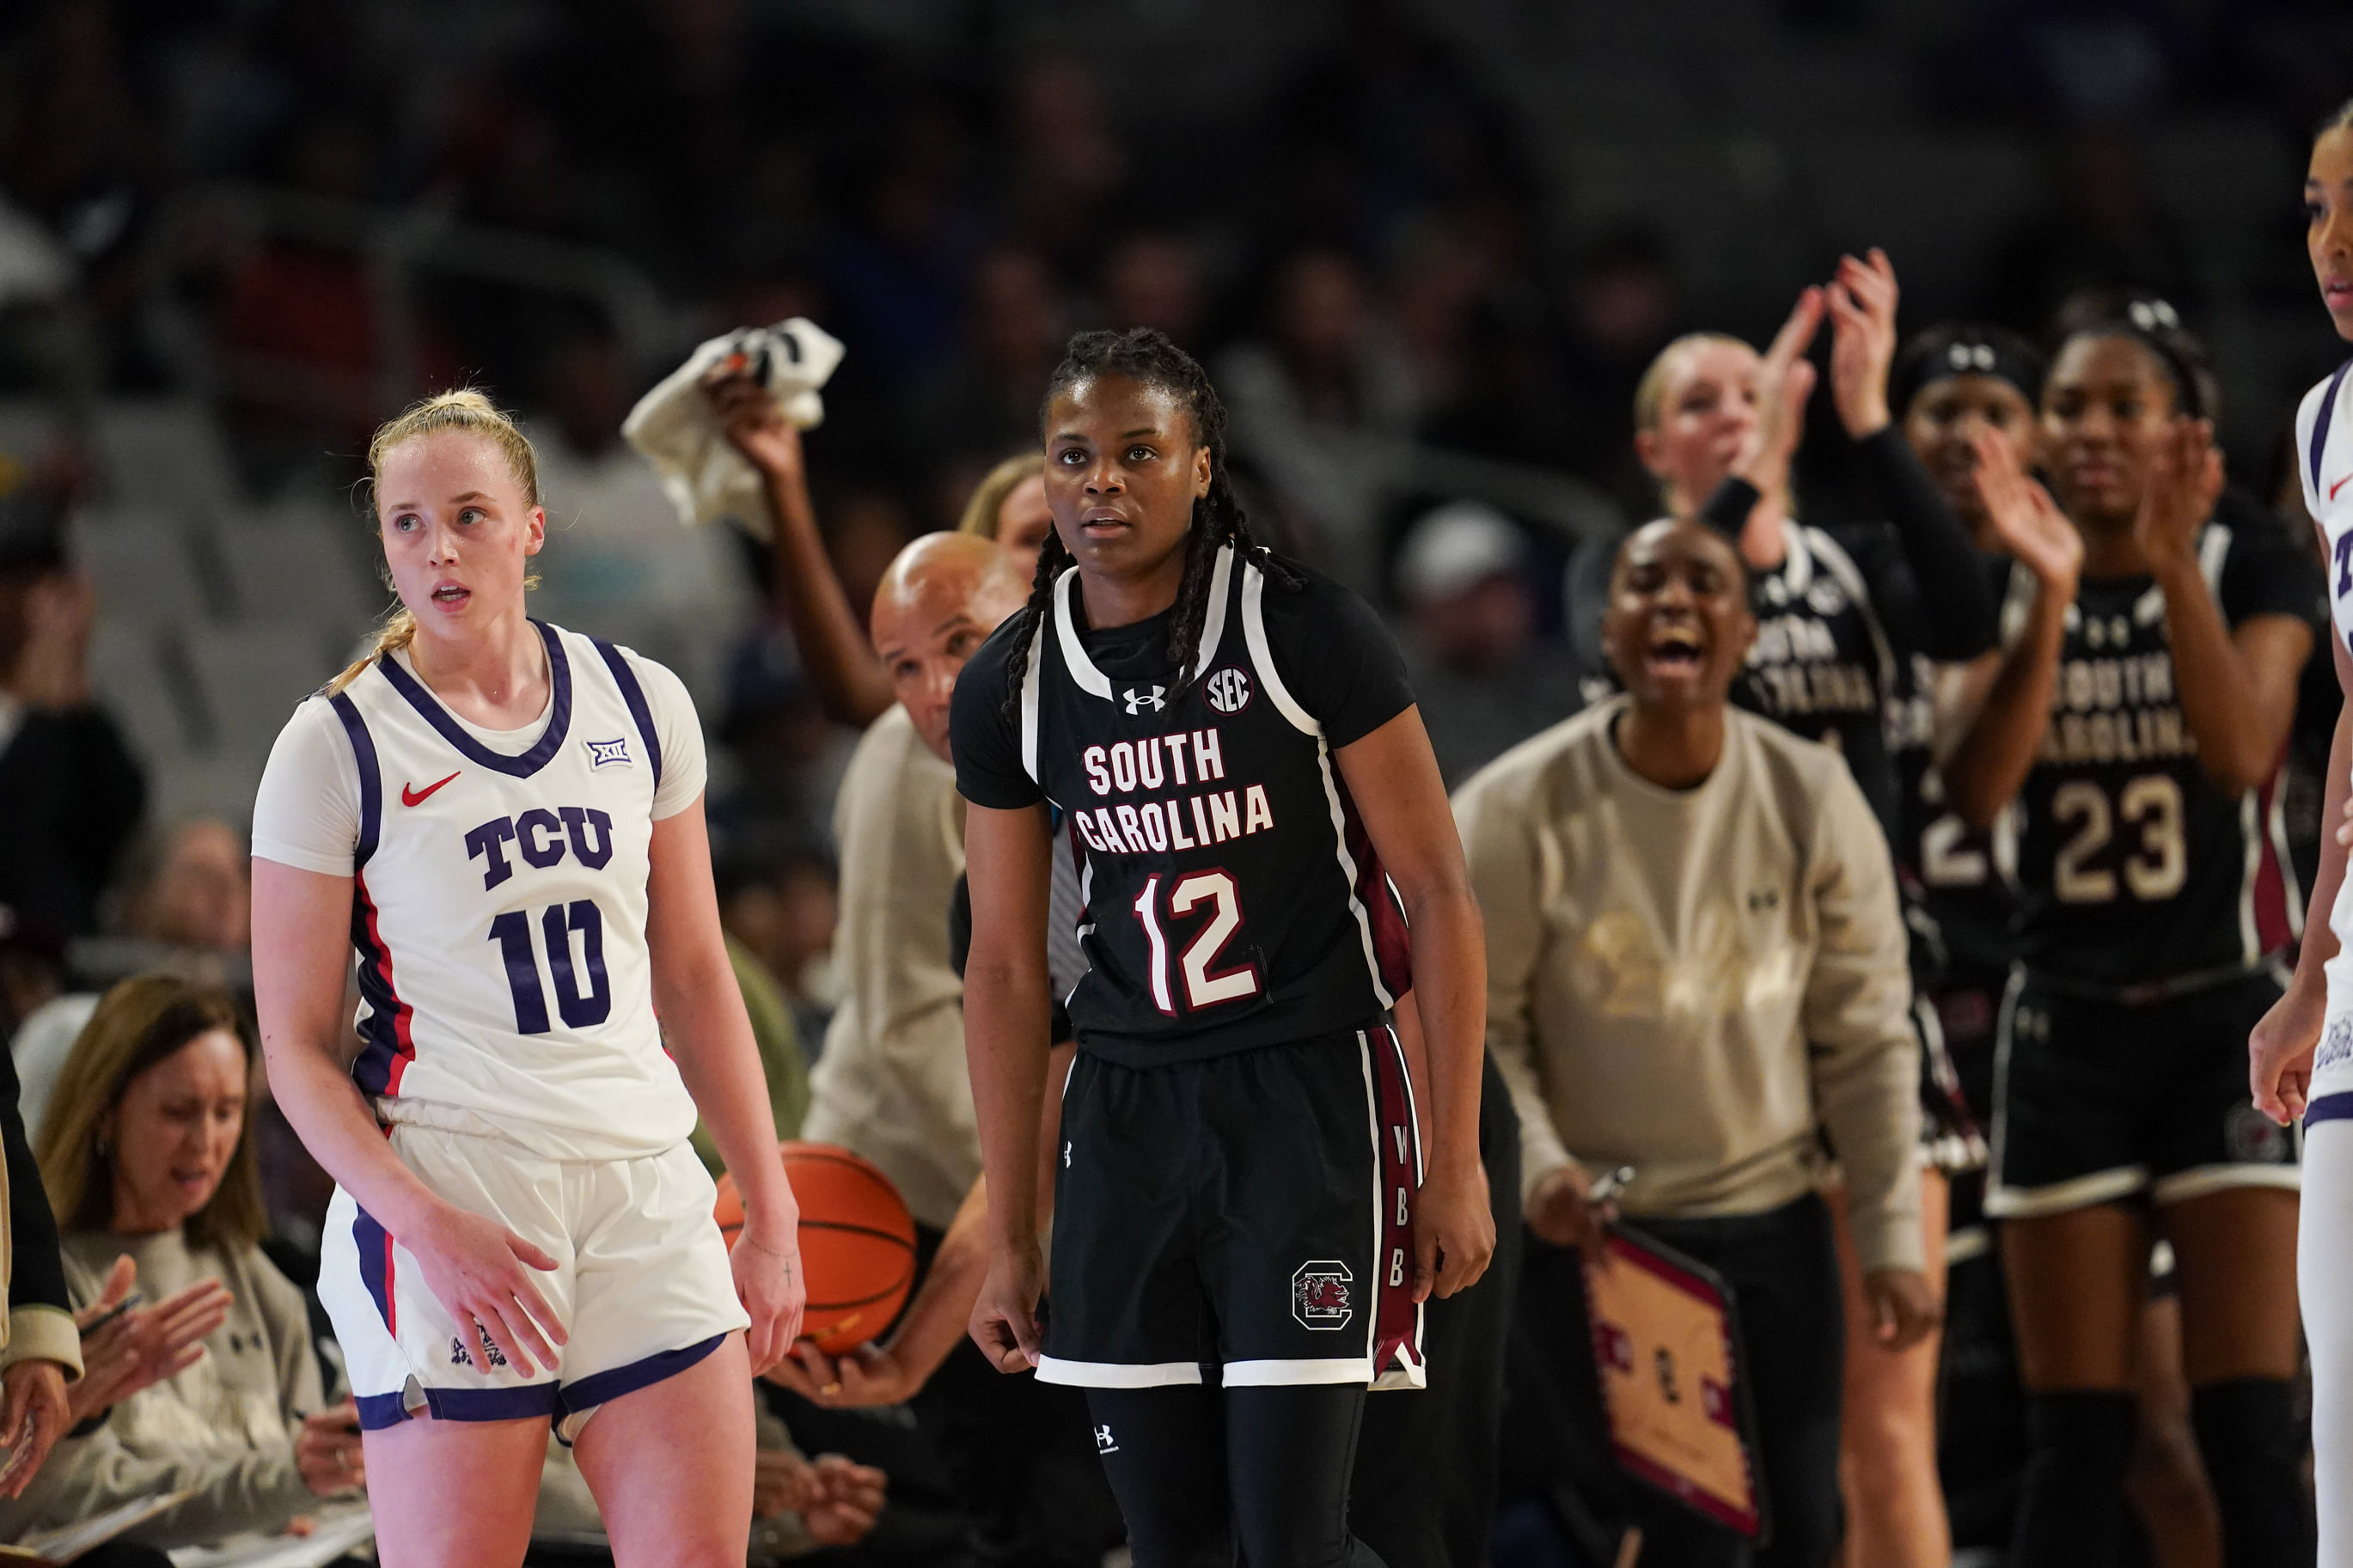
[327,389,544,696]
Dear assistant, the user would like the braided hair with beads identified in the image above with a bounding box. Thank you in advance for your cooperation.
[999,328,1301,724]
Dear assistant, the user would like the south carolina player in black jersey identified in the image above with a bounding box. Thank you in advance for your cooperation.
[1632,252,1999,836]
[1943,312,2321,1566]
[950,329,1494,1568]
[1885,324,2071,1551]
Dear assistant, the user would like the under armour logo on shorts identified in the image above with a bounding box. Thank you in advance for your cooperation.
[1095,1425,1119,1454]
[1122,686,1166,715]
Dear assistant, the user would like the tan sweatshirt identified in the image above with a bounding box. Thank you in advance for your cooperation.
[1456,697,1924,1272]
[0,1227,337,1549]
[801,705,975,1230]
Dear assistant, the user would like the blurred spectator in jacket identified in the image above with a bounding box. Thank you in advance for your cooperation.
[1220,248,1418,598]
[0,496,143,947]
[1395,501,1583,786]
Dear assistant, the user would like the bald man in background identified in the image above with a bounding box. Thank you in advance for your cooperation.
[799,533,1025,1229]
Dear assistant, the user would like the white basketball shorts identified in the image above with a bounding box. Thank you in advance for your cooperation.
[320,1123,748,1440]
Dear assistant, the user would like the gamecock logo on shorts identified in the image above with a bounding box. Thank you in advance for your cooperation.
[1205,667,1252,715]
[1293,1260,1353,1331]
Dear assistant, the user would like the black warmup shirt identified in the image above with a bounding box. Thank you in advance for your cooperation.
[951,546,1416,1064]
[2004,521,2322,991]
[1702,426,2001,843]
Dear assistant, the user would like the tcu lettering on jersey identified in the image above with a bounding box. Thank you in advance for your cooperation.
[321,621,698,1156]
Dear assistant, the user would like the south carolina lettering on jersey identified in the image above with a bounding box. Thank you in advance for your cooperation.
[2008,526,2319,990]
[1069,726,1276,855]
[1746,613,1879,718]
[950,545,1416,1060]
[2036,642,2193,766]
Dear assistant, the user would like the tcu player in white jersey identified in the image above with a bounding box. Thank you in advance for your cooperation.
[2253,97,2353,1566]
[249,391,804,1568]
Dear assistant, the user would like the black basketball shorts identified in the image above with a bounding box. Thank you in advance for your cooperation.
[1987,965,2301,1219]
[1039,1027,1425,1391]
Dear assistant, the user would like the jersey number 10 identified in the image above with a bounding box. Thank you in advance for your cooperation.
[1132,870,1262,1016]
[488,900,613,1033]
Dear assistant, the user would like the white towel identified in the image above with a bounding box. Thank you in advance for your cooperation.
[621,318,845,540]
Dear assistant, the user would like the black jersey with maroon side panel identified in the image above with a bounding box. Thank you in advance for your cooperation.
[951,545,1415,1065]
[2007,522,2322,993]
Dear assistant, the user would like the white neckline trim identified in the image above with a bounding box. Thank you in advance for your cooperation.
[1050,545,1237,702]
[1051,568,1114,699]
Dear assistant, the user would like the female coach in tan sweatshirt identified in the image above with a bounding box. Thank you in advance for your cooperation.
[1456,516,1934,1568]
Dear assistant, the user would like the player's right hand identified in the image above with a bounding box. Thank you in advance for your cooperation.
[968,1243,1043,1374]
[1525,1163,1614,1254]
[407,1205,566,1377]
[2251,973,2327,1126]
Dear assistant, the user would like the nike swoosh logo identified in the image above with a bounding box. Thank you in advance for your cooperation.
[400,772,460,808]
[2333,473,2352,501]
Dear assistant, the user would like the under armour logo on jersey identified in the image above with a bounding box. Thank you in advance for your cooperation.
[1204,667,1252,714]
[1122,686,1166,715]
[1094,1425,1119,1455]
[584,736,633,768]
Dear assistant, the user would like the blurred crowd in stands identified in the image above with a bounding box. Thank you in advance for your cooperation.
[0,0,2351,1561]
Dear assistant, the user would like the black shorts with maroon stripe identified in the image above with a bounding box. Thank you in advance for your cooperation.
[1038,1026,1425,1392]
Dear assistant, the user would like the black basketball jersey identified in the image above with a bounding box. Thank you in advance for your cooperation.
[1894,653,2018,986]
[951,546,1415,1064]
[2008,522,2321,991]
[1735,522,1908,839]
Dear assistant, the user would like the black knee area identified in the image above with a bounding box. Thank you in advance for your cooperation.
[2189,1377,2313,1567]
[2012,1390,2136,1567]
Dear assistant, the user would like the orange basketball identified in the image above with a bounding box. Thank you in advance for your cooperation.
[713,1141,919,1355]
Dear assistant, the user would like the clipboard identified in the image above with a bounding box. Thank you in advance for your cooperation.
[1581,1225,1766,1540]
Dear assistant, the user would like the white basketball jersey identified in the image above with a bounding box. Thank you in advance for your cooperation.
[2297,359,2353,1095]
[321,621,697,1158]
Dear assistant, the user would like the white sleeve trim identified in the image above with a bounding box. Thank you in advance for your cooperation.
[250,699,362,879]
[621,649,709,820]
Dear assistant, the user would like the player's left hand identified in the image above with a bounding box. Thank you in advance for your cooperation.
[1415,1162,1496,1302]
[1861,1267,1942,1351]
[765,1338,916,1408]
[0,1358,70,1499]
[1825,247,1900,439]
[732,1225,807,1378]
[2133,416,2224,570]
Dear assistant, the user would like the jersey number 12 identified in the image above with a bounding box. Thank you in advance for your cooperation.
[488,900,612,1033]
[1133,871,1262,1016]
